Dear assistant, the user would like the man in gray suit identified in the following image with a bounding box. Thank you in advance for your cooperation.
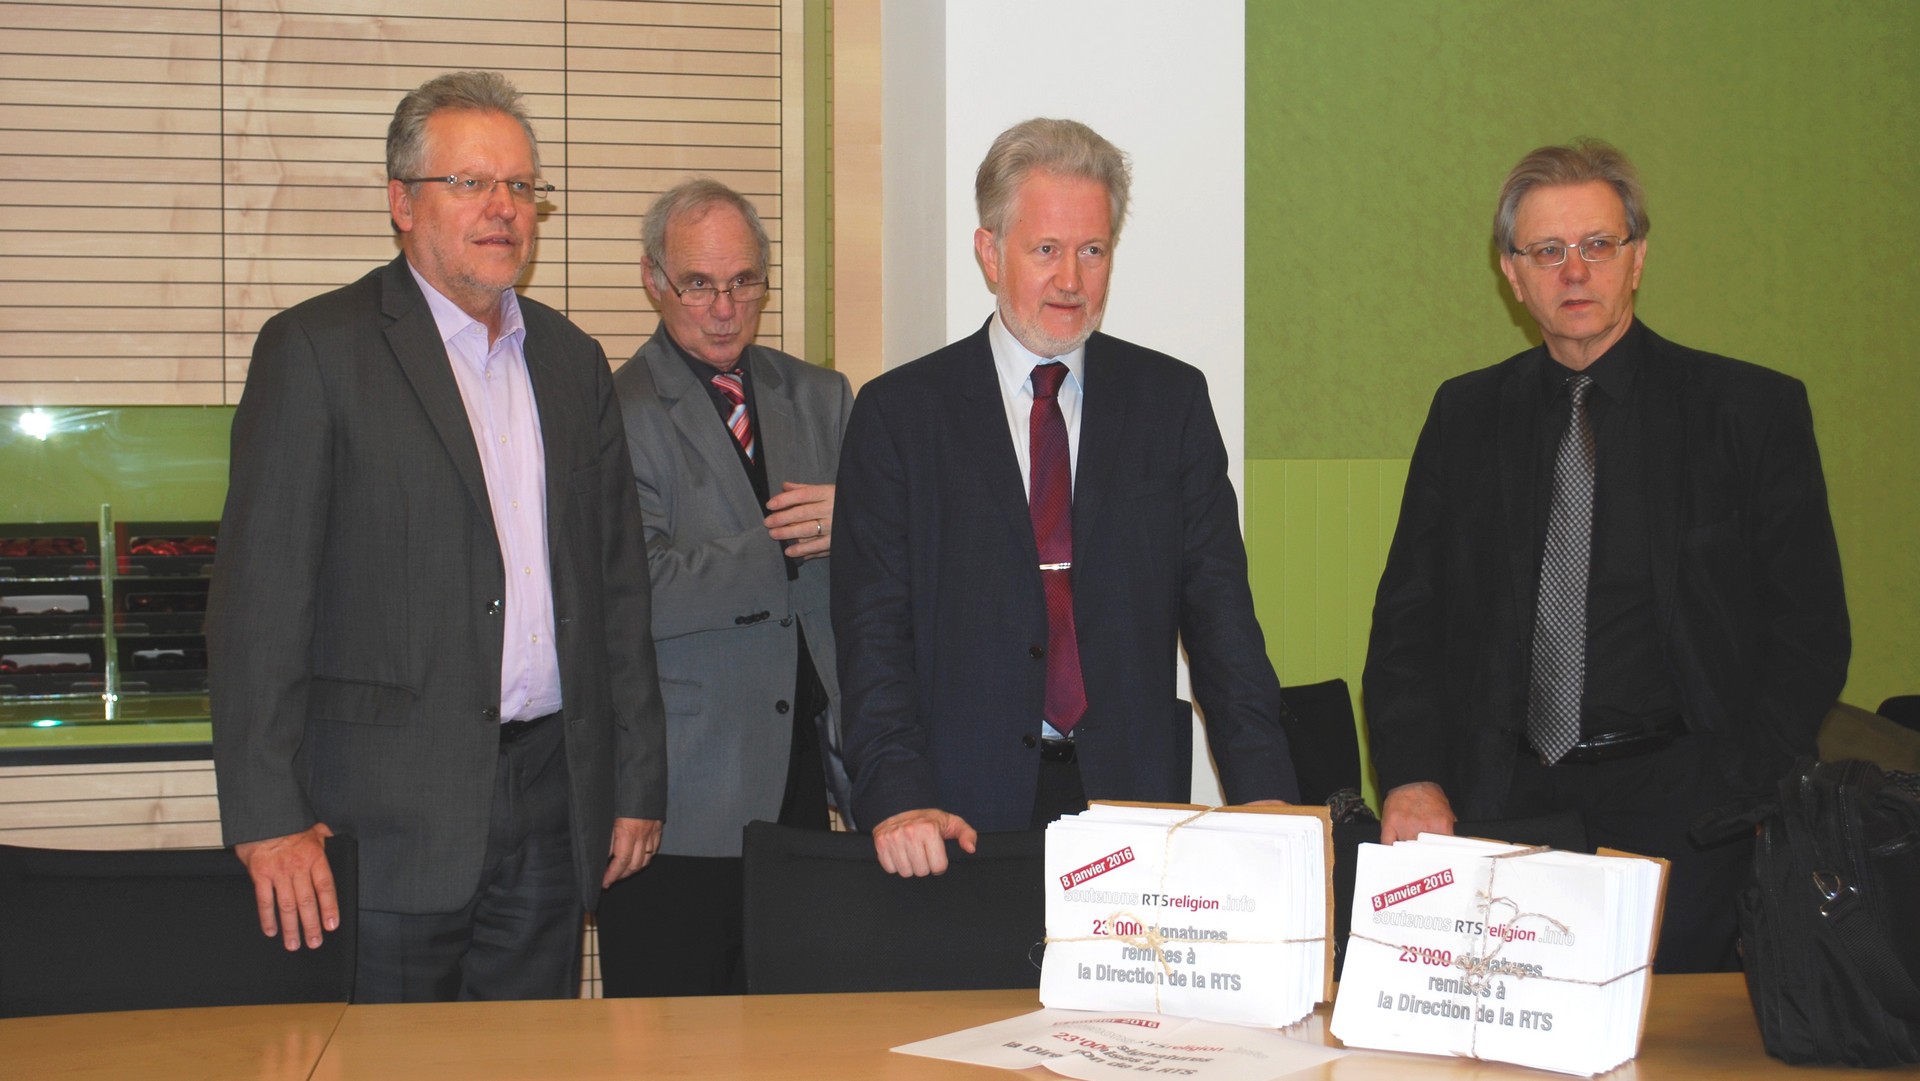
[599,179,851,996]
[208,71,667,1002]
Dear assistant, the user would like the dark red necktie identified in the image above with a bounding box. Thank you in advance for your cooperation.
[1029,362,1086,733]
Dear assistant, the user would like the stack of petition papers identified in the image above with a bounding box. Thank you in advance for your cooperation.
[1040,802,1331,1028]
[1329,834,1667,1076]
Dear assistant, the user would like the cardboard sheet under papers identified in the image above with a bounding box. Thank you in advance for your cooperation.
[1329,834,1668,1076]
[1040,802,1332,1028]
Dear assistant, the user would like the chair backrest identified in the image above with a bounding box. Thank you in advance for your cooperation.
[1279,678,1365,806]
[0,835,357,1017]
[1878,696,1920,734]
[742,821,1044,994]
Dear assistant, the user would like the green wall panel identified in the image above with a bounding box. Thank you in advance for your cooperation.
[1245,1,1917,715]
[0,407,232,524]
[1246,457,1408,804]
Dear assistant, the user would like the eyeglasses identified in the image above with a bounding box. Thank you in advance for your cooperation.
[662,275,769,308]
[397,175,557,203]
[1510,234,1634,268]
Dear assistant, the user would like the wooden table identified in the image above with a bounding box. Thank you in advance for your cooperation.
[0,975,1871,1080]
[0,1000,344,1080]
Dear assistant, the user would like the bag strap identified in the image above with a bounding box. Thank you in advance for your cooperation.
[1778,762,1920,1018]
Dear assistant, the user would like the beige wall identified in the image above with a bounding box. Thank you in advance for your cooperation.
[1,0,810,405]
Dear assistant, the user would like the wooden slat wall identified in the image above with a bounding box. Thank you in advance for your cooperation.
[0,0,805,404]
[0,759,222,849]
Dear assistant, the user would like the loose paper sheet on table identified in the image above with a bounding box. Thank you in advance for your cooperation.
[893,1008,1345,1081]
[1329,833,1667,1076]
[1038,802,1332,1028]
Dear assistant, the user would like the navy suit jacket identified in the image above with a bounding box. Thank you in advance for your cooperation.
[832,323,1299,832]
[1364,321,1850,815]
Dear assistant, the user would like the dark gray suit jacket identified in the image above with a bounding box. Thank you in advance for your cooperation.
[1364,320,1850,814]
[210,254,667,914]
[833,323,1300,832]
[612,329,853,856]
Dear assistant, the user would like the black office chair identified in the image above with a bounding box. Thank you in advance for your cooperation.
[1329,811,1588,979]
[742,821,1044,994]
[1279,678,1367,807]
[1878,696,1920,734]
[0,835,357,1017]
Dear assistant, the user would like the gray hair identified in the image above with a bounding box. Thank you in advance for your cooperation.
[386,71,540,182]
[975,118,1131,242]
[1493,138,1649,253]
[640,178,772,288]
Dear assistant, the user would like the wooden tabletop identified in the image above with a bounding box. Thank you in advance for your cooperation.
[0,974,1872,1080]
[0,1001,345,1081]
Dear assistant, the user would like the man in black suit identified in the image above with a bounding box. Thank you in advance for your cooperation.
[833,118,1300,878]
[209,71,666,1000]
[1364,139,1849,972]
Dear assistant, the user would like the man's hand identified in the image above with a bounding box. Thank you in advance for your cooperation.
[605,817,663,887]
[234,822,338,951]
[871,807,978,878]
[1379,782,1457,844]
[765,481,833,559]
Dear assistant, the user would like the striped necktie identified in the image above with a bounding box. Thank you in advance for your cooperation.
[710,369,755,461]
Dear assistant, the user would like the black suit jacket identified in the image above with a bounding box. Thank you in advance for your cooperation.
[210,254,667,913]
[1364,321,1849,815]
[832,323,1299,832]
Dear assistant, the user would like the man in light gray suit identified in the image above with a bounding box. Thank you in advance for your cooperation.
[209,71,667,1002]
[600,178,851,996]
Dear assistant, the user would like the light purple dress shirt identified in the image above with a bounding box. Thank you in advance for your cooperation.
[411,266,563,722]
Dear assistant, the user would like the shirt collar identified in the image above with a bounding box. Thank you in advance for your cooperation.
[407,262,525,351]
[988,311,1085,398]
[1537,317,1643,405]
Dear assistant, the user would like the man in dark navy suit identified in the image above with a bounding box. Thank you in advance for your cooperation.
[833,118,1300,878]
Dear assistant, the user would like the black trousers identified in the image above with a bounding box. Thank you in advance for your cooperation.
[1505,730,1750,974]
[354,712,582,1002]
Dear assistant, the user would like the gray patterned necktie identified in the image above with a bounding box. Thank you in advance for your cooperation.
[1527,373,1596,764]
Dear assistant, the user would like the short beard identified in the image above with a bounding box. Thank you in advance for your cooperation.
[998,298,1102,359]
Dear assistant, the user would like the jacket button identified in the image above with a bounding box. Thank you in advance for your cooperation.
[780,616,794,627]
[1029,645,1045,659]
[486,599,503,617]
[1021,733,1037,749]
[775,700,790,714]
[482,706,500,722]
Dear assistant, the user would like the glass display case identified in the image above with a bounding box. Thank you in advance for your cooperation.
[0,407,232,756]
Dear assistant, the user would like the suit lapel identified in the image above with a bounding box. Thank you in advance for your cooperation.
[953,325,1042,563]
[645,331,765,529]
[1637,326,1684,635]
[1497,356,1538,630]
[521,302,571,544]
[1070,333,1123,542]
[381,256,494,524]
[748,346,800,493]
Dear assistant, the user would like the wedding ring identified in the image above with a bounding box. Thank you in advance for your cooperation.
[814,520,824,537]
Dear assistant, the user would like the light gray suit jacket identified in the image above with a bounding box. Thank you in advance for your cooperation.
[210,254,668,913]
[612,328,852,856]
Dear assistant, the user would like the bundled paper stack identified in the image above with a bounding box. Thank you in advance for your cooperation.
[1329,834,1667,1076]
[1039,802,1331,1028]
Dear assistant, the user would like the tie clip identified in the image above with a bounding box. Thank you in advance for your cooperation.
[1039,562,1071,571]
